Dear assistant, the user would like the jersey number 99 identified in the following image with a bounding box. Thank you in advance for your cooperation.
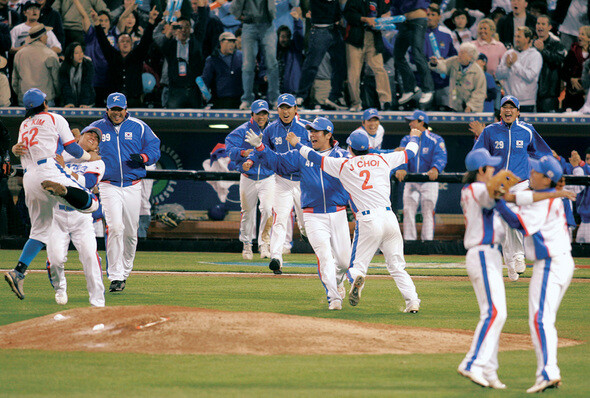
[102,133,111,142]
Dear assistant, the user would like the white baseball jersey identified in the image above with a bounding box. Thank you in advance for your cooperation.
[461,182,506,250]
[18,112,76,169]
[354,125,384,149]
[62,153,106,193]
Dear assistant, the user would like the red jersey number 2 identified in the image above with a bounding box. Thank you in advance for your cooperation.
[22,127,39,148]
[360,170,373,190]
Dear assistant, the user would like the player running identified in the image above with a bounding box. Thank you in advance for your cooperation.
[286,129,421,313]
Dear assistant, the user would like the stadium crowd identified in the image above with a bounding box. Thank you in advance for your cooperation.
[1,0,590,112]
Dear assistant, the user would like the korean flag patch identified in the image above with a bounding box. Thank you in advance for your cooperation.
[125,131,133,140]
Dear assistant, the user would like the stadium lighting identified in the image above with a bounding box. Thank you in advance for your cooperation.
[209,124,230,129]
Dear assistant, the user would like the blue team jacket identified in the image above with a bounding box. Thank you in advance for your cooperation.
[255,144,350,212]
[262,115,310,181]
[92,114,161,186]
[396,130,447,173]
[225,119,274,180]
[473,119,552,181]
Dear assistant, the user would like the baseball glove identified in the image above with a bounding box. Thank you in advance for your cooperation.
[486,170,519,199]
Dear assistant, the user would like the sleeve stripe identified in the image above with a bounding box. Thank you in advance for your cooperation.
[63,139,75,146]
[321,156,325,170]
[339,159,349,174]
[404,150,408,163]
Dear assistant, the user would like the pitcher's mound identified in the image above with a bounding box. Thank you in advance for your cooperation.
[0,306,580,355]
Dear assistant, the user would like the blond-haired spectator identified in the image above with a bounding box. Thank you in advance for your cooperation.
[473,18,507,76]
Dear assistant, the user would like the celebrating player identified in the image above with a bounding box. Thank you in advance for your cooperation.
[352,108,384,150]
[5,88,101,300]
[244,117,351,310]
[46,126,106,307]
[90,92,161,293]
[286,129,421,313]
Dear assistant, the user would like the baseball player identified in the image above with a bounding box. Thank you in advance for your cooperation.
[570,148,590,242]
[353,108,384,149]
[395,110,447,241]
[46,126,106,307]
[225,99,275,260]
[472,95,552,280]
[244,117,351,310]
[262,93,310,274]
[287,129,421,312]
[5,88,101,300]
[495,156,576,393]
[90,92,161,293]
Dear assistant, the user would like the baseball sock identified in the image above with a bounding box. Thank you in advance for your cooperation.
[62,187,93,209]
[15,238,45,273]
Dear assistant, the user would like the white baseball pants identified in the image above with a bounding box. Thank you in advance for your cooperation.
[46,207,105,306]
[459,245,507,381]
[347,207,419,305]
[303,209,351,304]
[99,182,142,282]
[270,176,304,264]
[239,174,275,247]
[575,222,590,243]
[402,182,439,241]
[529,254,574,384]
[502,181,527,267]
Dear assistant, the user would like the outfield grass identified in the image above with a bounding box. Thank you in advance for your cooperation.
[0,250,588,397]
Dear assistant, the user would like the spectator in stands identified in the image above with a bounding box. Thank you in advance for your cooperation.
[295,0,346,110]
[213,0,241,33]
[496,26,542,112]
[276,8,303,95]
[534,14,567,112]
[489,6,507,24]
[12,24,60,105]
[573,147,590,242]
[58,41,95,107]
[53,0,109,48]
[561,25,590,111]
[429,42,486,112]
[115,5,143,46]
[476,53,498,112]
[230,0,279,110]
[445,8,474,53]
[11,1,61,53]
[473,18,506,76]
[0,22,10,57]
[190,0,223,59]
[273,0,298,33]
[395,110,447,241]
[393,0,435,107]
[495,0,536,48]
[95,5,158,107]
[201,31,242,109]
[0,0,20,28]
[158,6,207,109]
[353,108,384,149]
[38,0,65,48]
[343,0,392,112]
[110,0,148,28]
[0,55,9,106]
[424,2,456,111]
[553,0,590,54]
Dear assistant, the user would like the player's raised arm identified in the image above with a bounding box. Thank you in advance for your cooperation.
[382,129,420,169]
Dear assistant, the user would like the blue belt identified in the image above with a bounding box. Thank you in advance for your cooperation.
[58,204,75,212]
[361,206,391,216]
[24,158,49,173]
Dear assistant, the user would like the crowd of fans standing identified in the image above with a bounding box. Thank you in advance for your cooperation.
[1,0,590,112]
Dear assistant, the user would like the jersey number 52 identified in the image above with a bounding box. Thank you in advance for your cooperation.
[360,170,373,190]
[21,127,39,148]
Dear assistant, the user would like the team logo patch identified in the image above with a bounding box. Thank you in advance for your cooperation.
[423,147,429,154]
[516,140,523,148]
[439,142,446,151]
[125,131,133,140]
[275,137,282,145]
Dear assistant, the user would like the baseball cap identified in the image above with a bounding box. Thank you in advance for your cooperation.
[22,1,41,11]
[529,156,563,183]
[405,110,429,124]
[251,99,269,114]
[346,131,370,151]
[465,148,502,171]
[81,126,102,138]
[106,92,127,109]
[477,53,488,62]
[23,88,46,110]
[362,108,380,121]
[500,95,519,109]
[306,117,333,133]
[219,32,236,41]
[277,93,296,107]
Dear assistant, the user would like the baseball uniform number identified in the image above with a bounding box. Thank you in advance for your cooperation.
[21,128,39,148]
[360,170,373,190]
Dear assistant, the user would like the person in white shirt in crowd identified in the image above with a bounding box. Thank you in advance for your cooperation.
[10,1,61,54]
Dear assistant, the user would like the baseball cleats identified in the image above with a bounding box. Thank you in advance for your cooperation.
[348,275,365,306]
[457,367,489,388]
[269,258,282,275]
[328,300,342,310]
[404,299,421,313]
[526,379,561,393]
[514,254,526,274]
[109,280,125,292]
[55,291,68,305]
[41,180,67,196]
[337,283,346,300]
[487,379,507,389]
[507,263,519,281]
[5,270,25,300]
[259,244,270,259]
[242,243,253,260]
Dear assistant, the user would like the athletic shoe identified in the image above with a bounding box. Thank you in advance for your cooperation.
[419,91,434,104]
[282,247,291,255]
[457,367,489,387]
[55,291,68,305]
[259,244,270,259]
[239,101,250,110]
[526,379,561,393]
[324,98,347,110]
[507,263,519,281]
[41,180,67,196]
[514,254,526,274]
[348,275,365,306]
[121,280,126,291]
[404,299,421,313]
[337,283,346,299]
[328,300,342,310]
[4,270,25,300]
[398,87,422,105]
[487,379,507,389]
[109,280,124,292]
[269,258,281,274]
[349,104,362,112]
[242,243,253,260]
[273,268,283,275]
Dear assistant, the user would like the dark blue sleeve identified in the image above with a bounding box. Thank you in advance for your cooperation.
[528,127,552,159]
[83,173,98,189]
[64,141,85,158]
[259,147,301,175]
[495,199,527,233]
[224,128,246,163]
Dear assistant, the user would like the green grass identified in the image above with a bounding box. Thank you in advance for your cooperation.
[0,250,588,396]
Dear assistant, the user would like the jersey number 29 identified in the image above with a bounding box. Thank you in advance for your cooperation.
[360,170,373,190]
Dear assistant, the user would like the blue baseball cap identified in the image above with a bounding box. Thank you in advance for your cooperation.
[23,88,46,110]
[347,131,370,151]
[405,110,429,124]
[500,95,519,109]
[529,156,563,183]
[362,108,380,121]
[106,92,127,109]
[277,93,296,107]
[306,117,333,133]
[81,126,102,138]
[251,99,269,114]
[465,148,502,171]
